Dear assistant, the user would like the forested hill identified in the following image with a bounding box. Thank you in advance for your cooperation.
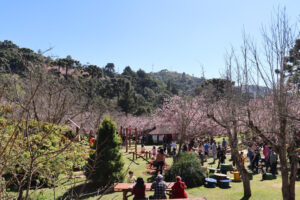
[150,70,205,95]
[0,40,204,116]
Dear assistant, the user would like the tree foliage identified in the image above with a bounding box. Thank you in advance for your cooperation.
[85,117,124,187]
[0,104,89,190]
[165,153,205,188]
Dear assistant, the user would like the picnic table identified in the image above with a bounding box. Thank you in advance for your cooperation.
[114,182,175,200]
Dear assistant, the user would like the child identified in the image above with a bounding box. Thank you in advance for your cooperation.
[152,146,157,157]
[240,152,245,165]
[141,144,146,153]
[127,171,137,183]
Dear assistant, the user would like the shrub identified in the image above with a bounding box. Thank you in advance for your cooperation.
[1,118,89,189]
[165,153,206,188]
[85,117,124,187]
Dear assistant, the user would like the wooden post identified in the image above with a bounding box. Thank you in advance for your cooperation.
[135,128,138,154]
[132,152,135,160]
[120,126,123,137]
[120,126,123,146]
[129,129,131,148]
[125,128,128,153]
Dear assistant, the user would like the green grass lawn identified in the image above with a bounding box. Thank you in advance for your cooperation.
[6,144,300,200]
[90,145,300,200]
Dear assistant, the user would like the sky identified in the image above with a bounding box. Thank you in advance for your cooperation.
[0,0,299,78]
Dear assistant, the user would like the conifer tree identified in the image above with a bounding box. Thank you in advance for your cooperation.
[85,117,124,186]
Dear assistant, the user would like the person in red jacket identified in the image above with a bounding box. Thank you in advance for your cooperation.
[171,176,188,199]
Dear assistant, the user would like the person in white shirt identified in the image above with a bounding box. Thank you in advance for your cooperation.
[171,141,177,155]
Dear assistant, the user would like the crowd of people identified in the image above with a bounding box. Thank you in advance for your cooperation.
[180,138,228,168]
[247,143,278,175]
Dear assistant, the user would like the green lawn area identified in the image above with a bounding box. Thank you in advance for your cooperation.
[92,145,300,200]
[7,144,300,200]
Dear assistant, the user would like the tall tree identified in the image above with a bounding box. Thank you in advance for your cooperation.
[104,63,115,77]
[206,48,252,199]
[118,81,136,115]
[85,117,124,186]
[156,96,206,153]
[244,9,300,200]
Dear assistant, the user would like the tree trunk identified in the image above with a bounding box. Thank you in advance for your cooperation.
[288,158,297,200]
[230,139,251,199]
[17,187,23,200]
[278,145,298,200]
[279,147,292,200]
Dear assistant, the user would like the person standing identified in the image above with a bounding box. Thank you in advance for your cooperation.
[171,176,188,199]
[222,138,227,151]
[152,146,157,157]
[218,149,226,169]
[263,145,270,172]
[240,152,245,165]
[269,148,278,175]
[156,149,168,175]
[204,142,210,161]
[150,175,167,199]
[212,141,217,164]
[171,141,177,155]
[252,150,260,173]
[182,144,188,152]
[132,177,147,200]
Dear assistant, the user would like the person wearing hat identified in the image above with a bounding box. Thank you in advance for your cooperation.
[171,176,188,199]
[149,175,167,199]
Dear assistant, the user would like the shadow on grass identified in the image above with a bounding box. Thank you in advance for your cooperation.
[240,196,250,200]
[57,182,112,200]
[127,158,140,165]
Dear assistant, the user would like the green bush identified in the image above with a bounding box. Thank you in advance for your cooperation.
[85,117,124,187]
[165,153,206,188]
[1,117,89,189]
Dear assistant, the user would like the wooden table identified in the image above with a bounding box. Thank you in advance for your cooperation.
[114,182,175,200]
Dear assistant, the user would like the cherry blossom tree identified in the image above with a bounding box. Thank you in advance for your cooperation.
[244,9,300,200]
[155,96,207,153]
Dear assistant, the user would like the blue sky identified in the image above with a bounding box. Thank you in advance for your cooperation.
[0,0,299,78]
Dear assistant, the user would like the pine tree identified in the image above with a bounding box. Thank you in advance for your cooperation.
[85,117,124,186]
[118,81,136,115]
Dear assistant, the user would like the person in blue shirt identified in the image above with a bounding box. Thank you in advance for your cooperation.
[204,142,210,161]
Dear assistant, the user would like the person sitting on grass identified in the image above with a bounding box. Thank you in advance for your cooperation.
[132,177,147,200]
[156,148,168,175]
[127,171,137,183]
[150,175,167,199]
[171,176,188,199]
[141,144,146,154]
